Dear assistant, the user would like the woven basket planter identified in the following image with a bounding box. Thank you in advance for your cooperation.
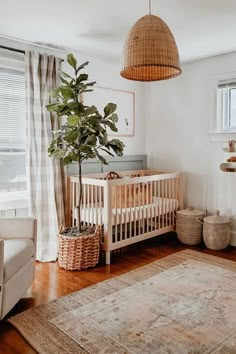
[202,211,231,250]
[58,227,100,270]
[176,207,206,245]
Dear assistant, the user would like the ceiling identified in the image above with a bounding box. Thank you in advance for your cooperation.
[1,0,236,62]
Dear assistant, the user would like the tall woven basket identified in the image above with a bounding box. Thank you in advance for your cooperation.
[202,211,231,250]
[176,207,206,245]
[58,227,100,270]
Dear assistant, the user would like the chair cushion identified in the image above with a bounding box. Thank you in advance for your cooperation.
[3,239,34,283]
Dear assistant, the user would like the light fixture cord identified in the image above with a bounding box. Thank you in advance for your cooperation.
[149,0,152,15]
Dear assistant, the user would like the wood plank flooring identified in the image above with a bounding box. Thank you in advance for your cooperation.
[0,233,236,354]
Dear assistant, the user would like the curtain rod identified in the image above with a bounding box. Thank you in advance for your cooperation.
[0,45,25,54]
[0,34,68,54]
[0,44,65,62]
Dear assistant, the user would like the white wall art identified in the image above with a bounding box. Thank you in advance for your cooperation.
[84,86,135,137]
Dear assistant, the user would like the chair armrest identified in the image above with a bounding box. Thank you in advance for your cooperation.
[0,218,37,243]
[0,238,3,265]
[0,239,4,293]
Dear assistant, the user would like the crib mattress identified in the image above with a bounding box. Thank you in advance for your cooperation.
[79,197,178,226]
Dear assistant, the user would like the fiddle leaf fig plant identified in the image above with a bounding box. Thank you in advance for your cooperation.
[47,53,124,232]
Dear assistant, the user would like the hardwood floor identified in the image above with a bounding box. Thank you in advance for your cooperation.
[0,233,236,354]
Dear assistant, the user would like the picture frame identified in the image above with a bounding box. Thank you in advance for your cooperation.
[84,86,135,137]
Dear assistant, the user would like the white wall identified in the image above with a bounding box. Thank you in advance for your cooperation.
[145,51,236,246]
[72,52,146,155]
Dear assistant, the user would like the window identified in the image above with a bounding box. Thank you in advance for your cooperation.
[0,67,27,211]
[217,79,236,132]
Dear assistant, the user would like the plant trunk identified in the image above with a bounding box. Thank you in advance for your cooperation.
[77,161,83,232]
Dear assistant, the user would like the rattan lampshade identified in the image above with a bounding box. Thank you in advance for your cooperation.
[121,14,181,82]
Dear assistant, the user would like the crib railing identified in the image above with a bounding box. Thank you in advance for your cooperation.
[66,170,184,264]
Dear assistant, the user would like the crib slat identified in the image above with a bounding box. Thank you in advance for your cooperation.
[154,180,157,229]
[133,183,137,238]
[146,182,149,231]
[150,181,153,231]
[114,186,118,244]
[138,183,141,235]
[99,186,102,225]
[91,184,94,226]
[166,179,168,227]
[171,178,174,226]
[167,179,171,226]
[119,185,122,242]
[124,184,128,241]
[142,182,145,233]
[87,184,90,227]
[129,184,132,238]
[157,180,160,230]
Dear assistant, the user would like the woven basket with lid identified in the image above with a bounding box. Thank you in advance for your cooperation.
[202,210,231,250]
[176,206,206,245]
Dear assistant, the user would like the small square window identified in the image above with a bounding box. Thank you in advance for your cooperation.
[217,80,236,132]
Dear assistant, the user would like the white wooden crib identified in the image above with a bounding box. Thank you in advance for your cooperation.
[66,170,184,264]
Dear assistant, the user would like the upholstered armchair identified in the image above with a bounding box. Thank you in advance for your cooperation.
[0,217,37,319]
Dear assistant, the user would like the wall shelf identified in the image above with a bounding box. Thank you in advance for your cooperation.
[220,162,236,172]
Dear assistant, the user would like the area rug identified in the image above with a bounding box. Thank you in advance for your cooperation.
[8,250,236,354]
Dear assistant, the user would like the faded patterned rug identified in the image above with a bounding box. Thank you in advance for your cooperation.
[9,250,236,354]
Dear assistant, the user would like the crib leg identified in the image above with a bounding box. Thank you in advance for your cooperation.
[105,251,110,265]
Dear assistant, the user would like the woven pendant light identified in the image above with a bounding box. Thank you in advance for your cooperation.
[121,2,181,82]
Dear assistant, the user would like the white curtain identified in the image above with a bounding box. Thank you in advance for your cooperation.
[25,52,65,262]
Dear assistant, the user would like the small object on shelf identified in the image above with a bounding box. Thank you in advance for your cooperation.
[220,162,236,172]
[226,156,236,162]
[228,140,235,152]
[176,206,206,245]
[201,210,231,250]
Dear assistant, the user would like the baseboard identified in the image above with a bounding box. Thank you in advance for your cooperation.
[230,231,236,246]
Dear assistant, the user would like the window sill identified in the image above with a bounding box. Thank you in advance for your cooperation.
[0,191,28,211]
[209,131,236,142]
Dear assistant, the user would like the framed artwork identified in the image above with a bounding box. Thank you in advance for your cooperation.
[84,86,135,137]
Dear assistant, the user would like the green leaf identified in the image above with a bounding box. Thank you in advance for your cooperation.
[110,139,125,149]
[60,77,70,86]
[76,73,88,84]
[63,156,72,165]
[64,130,78,143]
[99,131,108,145]
[110,113,118,123]
[80,145,93,154]
[61,71,73,80]
[104,103,117,118]
[85,134,97,146]
[75,61,89,74]
[86,81,96,87]
[68,115,80,126]
[85,105,98,116]
[95,152,108,165]
[68,101,85,114]
[100,148,114,157]
[80,88,93,94]
[46,103,61,112]
[67,53,77,70]
[49,87,61,98]
[104,120,118,132]
[60,86,74,99]
[51,149,65,159]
